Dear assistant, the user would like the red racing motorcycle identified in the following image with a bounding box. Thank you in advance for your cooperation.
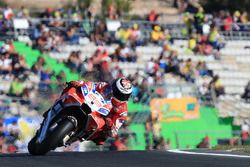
[28,83,112,155]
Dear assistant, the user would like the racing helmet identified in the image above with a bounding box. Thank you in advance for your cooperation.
[111,77,132,102]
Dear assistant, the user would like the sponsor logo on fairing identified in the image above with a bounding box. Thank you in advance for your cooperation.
[98,108,109,116]
[81,85,89,96]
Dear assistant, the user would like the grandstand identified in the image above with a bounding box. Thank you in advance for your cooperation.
[0,0,250,153]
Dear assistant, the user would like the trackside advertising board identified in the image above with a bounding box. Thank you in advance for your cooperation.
[150,97,200,122]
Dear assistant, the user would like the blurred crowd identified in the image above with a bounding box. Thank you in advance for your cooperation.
[0,40,66,103]
[0,118,22,153]
[174,0,249,56]
[0,3,248,54]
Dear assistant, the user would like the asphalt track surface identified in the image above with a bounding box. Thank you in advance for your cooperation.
[0,150,250,167]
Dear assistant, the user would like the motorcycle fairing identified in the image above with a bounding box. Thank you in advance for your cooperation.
[37,94,83,143]
[81,84,110,116]
[84,113,106,140]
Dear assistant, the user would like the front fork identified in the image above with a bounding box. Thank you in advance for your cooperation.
[37,100,64,143]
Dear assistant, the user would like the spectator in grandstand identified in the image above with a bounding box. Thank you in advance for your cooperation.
[128,24,143,46]
[152,116,161,140]
[151,25,165,45]
[115,27,131,44]
[223,11,233,31]
[3,6,14,21]
[180,58,195,83]
[213,10,223,30]
[199,79,213,105]
[202,17,210,35]
[196,135,210,148]
[39,69,52,92]
[194,34,213,55]
[174,0,188,13]
[12,54,28,76]
[49,10,64,28]
[163,51,180,75]
[108,3,119,20]
[196,61,211,77]
[3,40,15,53]
[158,54,167,71]
[20,86,35,106]
[130,82,141,103]
[239,11,249,31]
[146,58,156,76]
[208,24,225,51]
[31,58,43,76]
[232,10,241,31]
[56,71,67,89]
[7,76,25,97]
[6,121,20,141]
[31,24,43,41]
[78,57,94,76]
[65,51,81,72]
[91,20,109,45]
[154,137,170,150]
[4,120,19,153]
[240,11,248,24]
[99,60,113,82]
[185,0,201,14]
[0,52,12,76]
[194,7,205,34]
[64,26,80,45]
[187,34,197,53]
[144,117,153,150]
[208,75,225,97]
[16,6,30,19]
[91,48,105,65]
[49,31,63,52]
[69,10,82,22]
[111,44,137,62]
[147,10,159,23]
[182,12,193,36]
[36,29,50,52]
[242,81,250,103]
[110,65,121,78]
[138,80,156,105]
[233,10,241,23]
[241,120,250,145]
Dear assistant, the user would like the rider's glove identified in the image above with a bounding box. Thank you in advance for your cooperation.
[105,117,114,130]
[105,117,118,137]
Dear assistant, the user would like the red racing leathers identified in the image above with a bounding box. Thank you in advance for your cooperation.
[68,80,128,145]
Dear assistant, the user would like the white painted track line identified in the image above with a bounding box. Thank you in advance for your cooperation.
[168,149,250,158]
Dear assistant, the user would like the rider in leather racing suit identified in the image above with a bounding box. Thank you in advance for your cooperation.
[67,77,133,145]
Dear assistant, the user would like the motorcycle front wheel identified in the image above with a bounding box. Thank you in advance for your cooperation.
[28,118,75,155]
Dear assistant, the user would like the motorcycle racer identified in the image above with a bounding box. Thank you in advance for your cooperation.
[66,77,133,145]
